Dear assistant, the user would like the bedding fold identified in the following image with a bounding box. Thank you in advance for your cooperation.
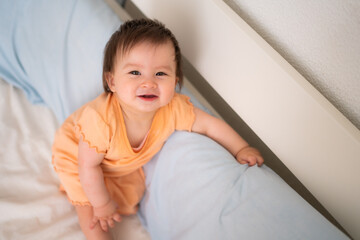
[139,131,349,240]
[0,0,121,122]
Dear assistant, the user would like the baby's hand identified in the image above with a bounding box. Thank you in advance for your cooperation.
[90,199,122,232]
[236,146,264,167]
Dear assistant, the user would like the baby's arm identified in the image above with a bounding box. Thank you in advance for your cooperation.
[192,107,264,166]
[78,137,121,232]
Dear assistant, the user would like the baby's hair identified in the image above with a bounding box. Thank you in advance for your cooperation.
[102,18,183,93]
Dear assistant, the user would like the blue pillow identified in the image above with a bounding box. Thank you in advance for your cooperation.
[0,0,121,122]
[139,131,348,240]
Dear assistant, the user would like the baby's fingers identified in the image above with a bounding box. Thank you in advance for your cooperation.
[113,213,122,223]
[99,219,109,232]
[90,216,98,229]
[238,155,263,167]
[247,156,257,166]
[238,159,249,165]
[247,155,264,166]
[257,155,264,166]
[105,214,122,229]
[107,218,115,228]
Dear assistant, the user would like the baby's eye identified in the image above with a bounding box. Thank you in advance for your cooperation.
[129,71,141,75]
[156,72,167,76]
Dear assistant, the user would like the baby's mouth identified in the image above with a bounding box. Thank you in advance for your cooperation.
[138,94,159,101]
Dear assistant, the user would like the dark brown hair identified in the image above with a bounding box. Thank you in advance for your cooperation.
[102,18,183,92]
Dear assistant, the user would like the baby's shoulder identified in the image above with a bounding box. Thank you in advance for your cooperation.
[87,92,110,110]
[74,93,114,123]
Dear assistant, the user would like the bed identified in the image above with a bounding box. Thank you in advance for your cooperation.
[0,0,355,239]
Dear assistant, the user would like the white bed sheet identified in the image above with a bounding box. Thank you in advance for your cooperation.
[0,78,150,240]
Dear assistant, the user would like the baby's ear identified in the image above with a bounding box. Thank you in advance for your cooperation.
[105,72,115,92]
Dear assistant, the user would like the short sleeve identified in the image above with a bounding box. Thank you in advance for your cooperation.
[74,106,110,154]
[171,94,196,132]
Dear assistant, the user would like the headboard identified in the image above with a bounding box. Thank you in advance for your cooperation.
[116,0,360,238]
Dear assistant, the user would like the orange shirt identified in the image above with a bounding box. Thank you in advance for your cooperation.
[52,93,195,214]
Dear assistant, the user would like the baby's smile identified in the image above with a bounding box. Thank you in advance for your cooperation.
[137,94,159,101]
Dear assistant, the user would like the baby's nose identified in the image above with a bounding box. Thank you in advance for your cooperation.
[141,79,157,88]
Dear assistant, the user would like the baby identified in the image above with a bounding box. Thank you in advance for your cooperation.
[52,18,263,240]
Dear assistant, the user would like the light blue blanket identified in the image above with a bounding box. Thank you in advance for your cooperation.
[0,0,120,122]
[0,1,349,239]
[139,132,348,239]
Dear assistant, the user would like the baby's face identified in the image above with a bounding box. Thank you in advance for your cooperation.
[107,41,178,115]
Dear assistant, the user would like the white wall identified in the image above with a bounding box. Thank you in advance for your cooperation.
[225,0,360,130]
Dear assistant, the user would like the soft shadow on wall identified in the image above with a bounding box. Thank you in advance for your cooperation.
[224,0,360,130]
